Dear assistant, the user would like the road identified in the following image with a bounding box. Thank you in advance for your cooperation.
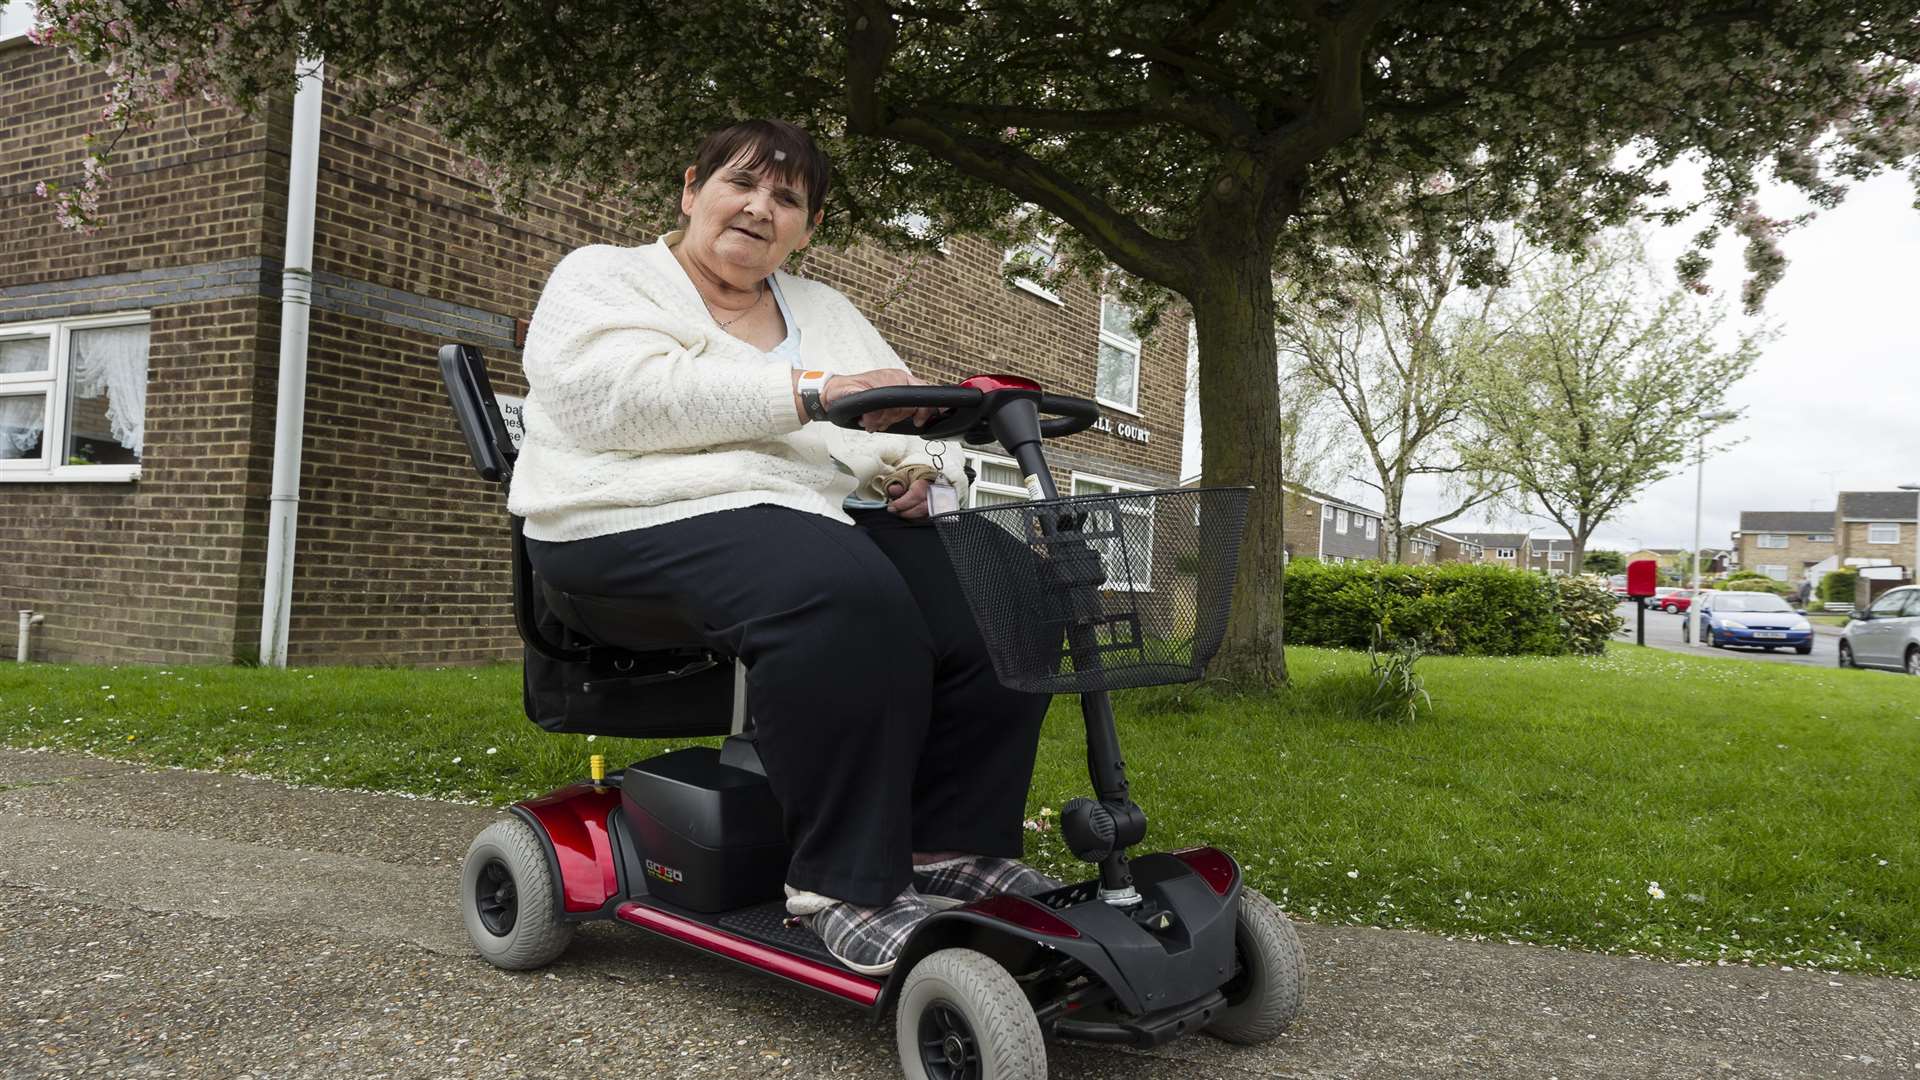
[1612,601,1845,668]
[5,748,1919,1078]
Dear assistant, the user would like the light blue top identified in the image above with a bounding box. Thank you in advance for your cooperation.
[763,275,886,510]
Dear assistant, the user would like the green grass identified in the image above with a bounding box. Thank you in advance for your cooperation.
[2,647,1917,979]
[1808,614,1852,628]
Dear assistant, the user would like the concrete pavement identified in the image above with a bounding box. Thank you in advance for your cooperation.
[3,748,1916,1079]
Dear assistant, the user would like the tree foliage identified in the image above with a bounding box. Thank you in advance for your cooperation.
[1583,550,1628,575]
[27,0,1920,683]
[1466,234,1762,569]
[1276,231,1523,562]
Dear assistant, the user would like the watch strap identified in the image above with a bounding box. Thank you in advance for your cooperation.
[797,370,831,422]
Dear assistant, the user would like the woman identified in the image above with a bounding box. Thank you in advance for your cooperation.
[509,119,1055,976]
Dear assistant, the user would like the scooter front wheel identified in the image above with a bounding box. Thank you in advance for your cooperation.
[461,817,575,970]
[896,948,1046,1080]
[1205,887,1307,1044]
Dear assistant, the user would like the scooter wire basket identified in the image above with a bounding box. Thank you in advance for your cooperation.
[932,486,1250,694]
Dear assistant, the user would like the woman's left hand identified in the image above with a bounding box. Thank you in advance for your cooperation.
[886,477,933,519]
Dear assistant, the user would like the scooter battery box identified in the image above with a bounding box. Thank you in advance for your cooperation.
[621,748,790,912]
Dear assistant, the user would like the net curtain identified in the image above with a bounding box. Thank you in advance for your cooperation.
[68,324,148,456]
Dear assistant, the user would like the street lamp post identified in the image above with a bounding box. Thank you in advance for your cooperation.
[1689,413,1741,647]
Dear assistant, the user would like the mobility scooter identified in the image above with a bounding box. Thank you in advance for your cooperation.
[439,343,1305,1079]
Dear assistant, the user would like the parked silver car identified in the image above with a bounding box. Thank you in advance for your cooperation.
[1839,586,1920,674]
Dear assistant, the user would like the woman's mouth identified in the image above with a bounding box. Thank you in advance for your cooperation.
[729,225,766,240]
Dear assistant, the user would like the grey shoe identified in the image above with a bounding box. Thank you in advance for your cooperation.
[915,856,1063,908]
[792,887,931,976]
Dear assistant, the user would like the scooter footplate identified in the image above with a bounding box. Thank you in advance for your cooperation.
[716,901,842,968]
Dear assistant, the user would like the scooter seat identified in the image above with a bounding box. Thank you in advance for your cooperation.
[540,584,714,654]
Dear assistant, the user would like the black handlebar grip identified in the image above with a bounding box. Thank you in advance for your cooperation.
[825,385,983,432]
[1038,393,1101,437]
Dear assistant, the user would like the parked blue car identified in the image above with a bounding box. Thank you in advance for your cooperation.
[1696,592,1814,654]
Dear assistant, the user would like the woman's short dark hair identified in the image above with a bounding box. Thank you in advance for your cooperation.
[688,119,832,219]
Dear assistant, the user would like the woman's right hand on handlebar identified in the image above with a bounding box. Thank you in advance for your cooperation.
[819,369,940,433]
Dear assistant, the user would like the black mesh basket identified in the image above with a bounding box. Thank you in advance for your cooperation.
[932,486,1250,694]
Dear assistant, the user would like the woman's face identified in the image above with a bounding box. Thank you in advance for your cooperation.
[680,152,822,282]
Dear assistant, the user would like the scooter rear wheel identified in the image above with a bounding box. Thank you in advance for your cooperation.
[461,817,575,970]
[1205,887,1306,1044]
[896,948,1046,1080]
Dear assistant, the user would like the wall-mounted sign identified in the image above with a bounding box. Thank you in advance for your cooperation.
[497,393,527,451]
[1090,415,1151,444]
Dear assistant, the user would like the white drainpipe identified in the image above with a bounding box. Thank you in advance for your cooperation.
[260,57,326,668]
[17,610,45,663]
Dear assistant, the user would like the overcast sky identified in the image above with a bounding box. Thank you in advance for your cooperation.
[1182,167,1920,553]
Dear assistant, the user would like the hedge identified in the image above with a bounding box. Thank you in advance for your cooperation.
[1283,561,1617,656]
[1819,569,1859,605]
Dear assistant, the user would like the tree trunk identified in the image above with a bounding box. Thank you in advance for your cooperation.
[1383,486,1404,563]
[1192,254,1288,686]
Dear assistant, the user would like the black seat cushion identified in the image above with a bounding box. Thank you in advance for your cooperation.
[540,584,713,653]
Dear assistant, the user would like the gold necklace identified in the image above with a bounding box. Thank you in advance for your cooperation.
[707,284,767,330]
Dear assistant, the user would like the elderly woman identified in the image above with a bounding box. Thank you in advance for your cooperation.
[508,119,1055,975]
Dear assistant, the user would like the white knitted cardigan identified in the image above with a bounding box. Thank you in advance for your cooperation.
[508,234,967,542]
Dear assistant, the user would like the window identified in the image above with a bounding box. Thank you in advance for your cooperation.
[1549,549,1565,562]
[1004,231,1062,304]
[1322,505,1333,521]
[1496,547,1515,559]
[1809,533,1834,543]
[1868,589,1912,617]
[1868,523,1901,544]
[1,2,34,41]
[1071,474,1154,591]
[0,314,148,482]
[1365,517,1378,541]
[1757,564,1789,581]
[1335,509,1349,534]
[1094,295,1142,413]
[964,452,1029,508]
[1756,534,1788,549]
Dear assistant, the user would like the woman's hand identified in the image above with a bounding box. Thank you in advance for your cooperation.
[822,368,938,432]
[885,476,934,519]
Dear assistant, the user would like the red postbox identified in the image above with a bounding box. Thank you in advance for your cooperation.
[1626,559,1659,599]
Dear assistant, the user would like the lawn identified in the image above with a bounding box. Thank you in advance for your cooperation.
[1,646,1916,979]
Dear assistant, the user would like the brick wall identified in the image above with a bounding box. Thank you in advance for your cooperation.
[1838,521,1913,566]
[2,36,287,664]
[1735,532,1835,583]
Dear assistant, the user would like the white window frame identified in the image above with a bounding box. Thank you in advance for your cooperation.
[1496,547,1515,559]
[1365,517,1378,541]
[1868,523,1901,544]
[1071,472,1154,591]
[962,451,1028,508]
[1757,564,1790,582]
[1756,533,1788,549]
[0,1,34,41]
[1321,504,1333,521]
[0,311,148,483]
[1093,294,1142,415]
[1004,231,1063,305]
[1335,509,1349,534]
[1808,533,1834,543]
[1549,549,1565,562]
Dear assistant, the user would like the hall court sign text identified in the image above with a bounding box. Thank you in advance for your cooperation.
[1092,415,1151,444]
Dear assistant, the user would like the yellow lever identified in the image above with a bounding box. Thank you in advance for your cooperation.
[589,754,606,783]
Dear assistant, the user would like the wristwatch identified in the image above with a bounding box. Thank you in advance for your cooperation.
[797,370,831,422]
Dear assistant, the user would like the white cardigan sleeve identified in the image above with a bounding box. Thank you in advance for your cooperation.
[820,295,972,500]
[523,247,802,455]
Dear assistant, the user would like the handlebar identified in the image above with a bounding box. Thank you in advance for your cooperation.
[825,383,1102,441]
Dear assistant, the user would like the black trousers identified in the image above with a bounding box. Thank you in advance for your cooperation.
[527,505,1052,907]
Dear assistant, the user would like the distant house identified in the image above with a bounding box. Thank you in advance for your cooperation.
[1835,492,1918,574]
[1526,537,1578,576]
[1430,528,1485,565]
[1730,511,1836,586]
[1281,486,1388,564]
[1454,532,1531,571]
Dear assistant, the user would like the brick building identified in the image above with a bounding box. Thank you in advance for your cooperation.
[1455,532,1530,571]
[1430,528,1484,565]
[2,41,1189,665]
[1835,491,1918,572]
[1729,511,1835,585]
